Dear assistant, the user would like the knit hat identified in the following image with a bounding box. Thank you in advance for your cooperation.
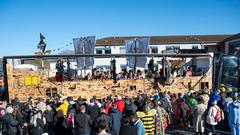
[117,95,122,100]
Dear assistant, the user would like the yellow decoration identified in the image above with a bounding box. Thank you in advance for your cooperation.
[24,77,32,86]
[32,76,39,85]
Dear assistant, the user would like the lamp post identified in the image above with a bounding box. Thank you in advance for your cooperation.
[235,47,240,92]
[82,37,87,77]
[133,39,138,79]
[111,59,117,83]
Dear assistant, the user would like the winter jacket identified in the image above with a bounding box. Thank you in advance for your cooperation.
[115,100,125,113]
[109,108,122,134]
[56,100,69,116]
[74,112,92,134]
[2,113,19,135]
[45,110,55,123]
[31,118,45,135]
[227,101,240,126]
[119,124,137,135]
[133,118,145,135]
[88,103,99,122]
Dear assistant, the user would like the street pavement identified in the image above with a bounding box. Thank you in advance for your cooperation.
[165,126,231,135]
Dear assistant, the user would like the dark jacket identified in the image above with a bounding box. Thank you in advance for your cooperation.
[16,111,27,127]
[31,118,45,135]
[74,112,92,134]
[2,113,19,135]
[109,108,122,133]
[53,116,68,135]
[45,110,55,123]
[119,124,137,135]
[87,104,99,123]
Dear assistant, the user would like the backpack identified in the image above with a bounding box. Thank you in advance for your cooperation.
[214,106,224,122]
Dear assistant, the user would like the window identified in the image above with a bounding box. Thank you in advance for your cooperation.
[130,85,136,90]
[166,46,173,50]
[96,48,103,54]
[96,65,110,70]
[192,45,198,50]
[200,82,209,89]
[173,46,180,50]
[150,47,158,53]
[205,47,208,51]
[166,46,180,50]
[46,88,58,98]
[120,64,127,69]
[105,48,111,54]
[229,41,240,54]
[120,47,126,54]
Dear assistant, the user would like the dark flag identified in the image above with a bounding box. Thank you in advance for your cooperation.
[37,33,46,52]
[125,37,149,68]
[73,36,95,69]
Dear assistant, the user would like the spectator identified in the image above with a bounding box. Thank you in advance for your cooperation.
[137,104,156,135]
[206,100,224,135]
[44,105,55,135]
[154,100,168,135]
[119,117,137,135]
[124,97,137,114]
[36,98,47,114]
[56,99,69,117]
[97,119,111,135]
[2,106,19,135]
[129,112,145,135]
[31,110,46,135]
[177,96,190,130]
[88,98,100,126]
[54,110,68,135]
[191,97,207,135]
[115,96,125,113]
[227,93,240,135]
[96,107,112,133]
[109,104,122,135]
[74,105,92,135]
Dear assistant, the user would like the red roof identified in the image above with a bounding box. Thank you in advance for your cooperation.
[96,34,233,46]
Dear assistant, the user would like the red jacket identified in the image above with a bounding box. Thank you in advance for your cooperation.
[115,100,125,113]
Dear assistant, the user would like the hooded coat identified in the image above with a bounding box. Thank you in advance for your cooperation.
[227,101,240,135]
[109,108,122,134]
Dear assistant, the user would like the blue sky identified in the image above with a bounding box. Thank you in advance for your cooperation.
[0,0,239,57]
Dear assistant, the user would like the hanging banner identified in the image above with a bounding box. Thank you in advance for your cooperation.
[73,36,95,69]
[125,37,149,68]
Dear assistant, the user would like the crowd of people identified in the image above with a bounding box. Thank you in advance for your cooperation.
[0,85,239,135]
[68,67,194,82]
